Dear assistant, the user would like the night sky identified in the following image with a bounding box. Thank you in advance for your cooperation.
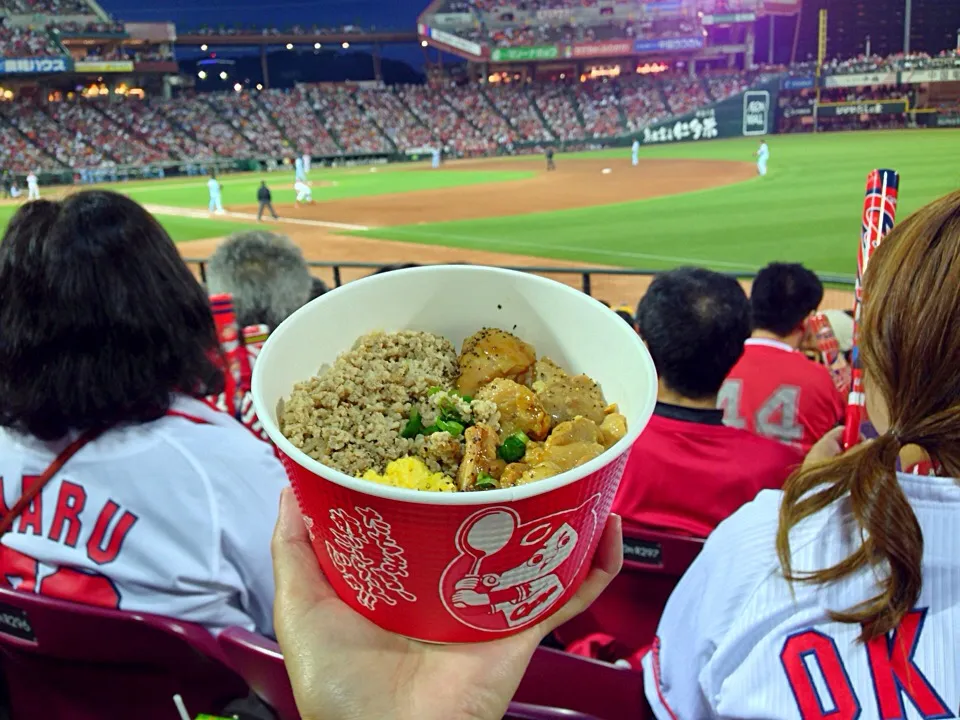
[98,0,426,31]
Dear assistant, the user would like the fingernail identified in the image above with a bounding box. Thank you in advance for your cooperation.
[277,488,298,539]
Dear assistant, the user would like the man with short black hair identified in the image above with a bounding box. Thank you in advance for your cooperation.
[611,267,801,537]
[720,262,844,452]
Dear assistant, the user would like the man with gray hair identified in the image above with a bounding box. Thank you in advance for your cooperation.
[205,230,316,331]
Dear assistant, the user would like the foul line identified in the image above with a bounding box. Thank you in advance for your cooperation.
[143,204,370,231]
[363,226,759,270]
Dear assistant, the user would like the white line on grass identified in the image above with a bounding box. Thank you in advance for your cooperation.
[143,204,370,231]
[373,227,759,270]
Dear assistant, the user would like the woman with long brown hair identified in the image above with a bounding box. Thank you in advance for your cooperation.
[643,190,960,717]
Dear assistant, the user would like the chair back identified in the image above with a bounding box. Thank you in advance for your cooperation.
[218,626,301,720]
[554,528,705,655]
[515,646,648,720]
[0,587,246,720]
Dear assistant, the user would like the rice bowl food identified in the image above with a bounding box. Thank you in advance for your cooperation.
[251,265,657,643]
[279,327,628,492]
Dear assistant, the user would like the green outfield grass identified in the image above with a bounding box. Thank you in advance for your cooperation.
[1,130,956,273]
[350,130,960,277]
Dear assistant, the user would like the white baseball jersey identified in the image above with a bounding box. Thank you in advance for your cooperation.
[294,180,311,200]
[207,178,220,196]
[645,474,960,719]
[0,395,288,636]
[26,173,37,187]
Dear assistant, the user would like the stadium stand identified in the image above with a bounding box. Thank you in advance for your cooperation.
[305,85,393,155]
[100,98,213,161]
[0,121,57,172]
[534,85,585,141]
[0,23,63,57]
[206,92,291,158]
[573,80,625,139]
[444,84,518,145]
[44,99,172,165]
[158,96,254,159]
[399,84,492,155]
[354,87,436,151]
[618,75,671,134]
[0,100,111,168]
[484,83,554,143]
[260,87,341,157]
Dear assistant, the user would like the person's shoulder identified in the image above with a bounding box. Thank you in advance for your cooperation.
[158,397,279,466]
[723,424,803,462]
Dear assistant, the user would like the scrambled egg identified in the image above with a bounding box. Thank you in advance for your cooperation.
[361,456,456,492]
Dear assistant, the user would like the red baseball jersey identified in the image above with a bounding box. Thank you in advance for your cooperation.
[612,404,803,538]
[719,338,844,453]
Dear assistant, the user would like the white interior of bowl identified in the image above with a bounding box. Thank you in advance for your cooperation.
[252,265,658,505]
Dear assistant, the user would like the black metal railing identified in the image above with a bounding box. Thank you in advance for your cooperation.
[183,258,856,297]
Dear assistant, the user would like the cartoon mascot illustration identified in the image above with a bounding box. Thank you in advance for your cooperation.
[441,495,600,632]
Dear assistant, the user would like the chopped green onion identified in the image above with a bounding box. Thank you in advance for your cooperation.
[427,386,444,396]
[436,418,465,437]
[497,431,529,463]
[475,471,497,490]
[400,408,423,439]
[460,394,473,403]
[422,424,440,435]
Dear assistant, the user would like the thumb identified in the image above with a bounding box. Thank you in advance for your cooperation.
[271,487,335,609]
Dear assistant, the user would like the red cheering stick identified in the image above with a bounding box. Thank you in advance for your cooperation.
[243,324,270,373]
[210,293,251,417]
[808,313,851,396]
[842,169,900,450]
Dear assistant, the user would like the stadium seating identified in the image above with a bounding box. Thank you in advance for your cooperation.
[484,83,554,143]
[0,122,58,172]
[0,24,62,57]
[158,95,255,159]
[355,86,437,151]
[260,87,341,157]
[206,92,291,158]
[400,84,493,155]
[554,528,705,655]
[0,586,247,720]
[534,85,585,141]
[306,85,392,155]
[219,626,645,720]
[99,97,213,161]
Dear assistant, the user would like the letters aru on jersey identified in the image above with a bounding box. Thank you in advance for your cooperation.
[0,475,137,608]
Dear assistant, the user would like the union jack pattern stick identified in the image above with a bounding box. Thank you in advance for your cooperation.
[841,169,900,450]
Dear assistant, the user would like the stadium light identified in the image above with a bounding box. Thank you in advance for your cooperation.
[234,83,242,92]
[286,43,294,50]
[342,41,350,49]
[315,42,322,49]
[200,44,208,51]
[256,83,263,90]
[197,70,207,79]
[421,40,428,47]
[220,71,228,80]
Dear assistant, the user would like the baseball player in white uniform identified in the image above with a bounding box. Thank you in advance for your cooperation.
[631,139,640,167]
[294,156,306,183]
[302,152,311,176]
[207,173,224,214]
[26,172,39,201]
[294,179,314,207]
[756,140,770,176]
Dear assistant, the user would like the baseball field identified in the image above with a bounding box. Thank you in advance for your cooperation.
[1,129,955,302]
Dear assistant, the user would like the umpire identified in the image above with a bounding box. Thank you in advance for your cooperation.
[257,181,279,222]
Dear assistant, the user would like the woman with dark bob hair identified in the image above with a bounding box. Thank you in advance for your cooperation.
[0,191,286,635]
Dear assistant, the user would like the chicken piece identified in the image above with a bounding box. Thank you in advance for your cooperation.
[598,413,627,449]
[521,441,547,466]
[476,378,551,441]
[546,416,601,447]
[457,329,536,396]
[517,461,564,486]
[540,443,605,473]
[456,423,505,491]
[535,371,607,426]
[534,357,568,385]
[500,462,529,488]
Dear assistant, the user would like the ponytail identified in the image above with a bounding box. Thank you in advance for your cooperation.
[776,432,923,642]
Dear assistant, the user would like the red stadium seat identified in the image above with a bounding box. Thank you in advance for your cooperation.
[0,586,247,720]
[554,528,705,657]
[219,626,644,720]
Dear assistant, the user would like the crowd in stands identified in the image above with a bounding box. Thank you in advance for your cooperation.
[444,84,517,145]
[206,92,290,158]
[43,99,169,165]
[260,87,340,157]
[485,82,553,143]
[534,84,585,140]
[573,80,622,139]
[660,75,710,117]
[306,85,392,155]
[0,0,91,13]
[400,84,493,155]
[100,97,212,162]
[54,20,126,35]
[160,96,253,159]
[0,122,54,173]
[187,23,368,37]
[0,100,113,168]
[354,87,436,151]
[0,23,61,58]
[619,75,670,133]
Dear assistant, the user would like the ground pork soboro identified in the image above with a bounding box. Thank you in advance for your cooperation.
[280,330,458,476]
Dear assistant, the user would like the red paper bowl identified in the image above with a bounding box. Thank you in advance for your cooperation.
[252,265,657,643]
